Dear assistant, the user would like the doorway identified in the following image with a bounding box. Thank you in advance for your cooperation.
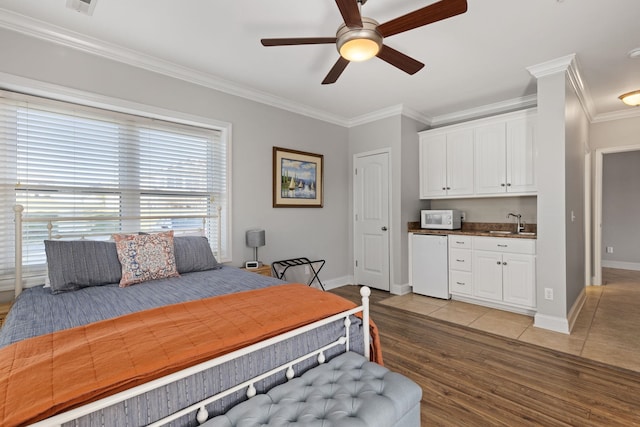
[594,144,640,285]
[353,149,390,291]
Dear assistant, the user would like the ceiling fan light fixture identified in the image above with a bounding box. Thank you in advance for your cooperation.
[619,90,640,106]
[336,17,382,62]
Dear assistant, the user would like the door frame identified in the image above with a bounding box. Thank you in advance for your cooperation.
[593,143,640,285]
[353,148,392,289]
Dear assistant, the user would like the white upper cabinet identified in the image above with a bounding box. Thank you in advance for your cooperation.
[419,129,473,198]
[506,116,536,193]
[474,122,507,194]
[419,109,536,199]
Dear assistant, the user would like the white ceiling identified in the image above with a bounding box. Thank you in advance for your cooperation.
[0,0,639,125]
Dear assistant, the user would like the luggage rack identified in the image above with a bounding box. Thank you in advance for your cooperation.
[271,257,326,291]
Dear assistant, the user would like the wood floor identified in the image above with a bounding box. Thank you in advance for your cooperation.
[330,285,640,427]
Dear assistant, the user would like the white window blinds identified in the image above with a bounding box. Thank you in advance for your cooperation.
[0,90,230,291]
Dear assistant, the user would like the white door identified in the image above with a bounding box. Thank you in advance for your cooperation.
[354,151,390,291]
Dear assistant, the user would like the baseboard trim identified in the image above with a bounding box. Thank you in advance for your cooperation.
[602,260,640,271]
[534,313,570,334]
[322,275,353,290]
[567,288,586,333]
[390,283,412,295]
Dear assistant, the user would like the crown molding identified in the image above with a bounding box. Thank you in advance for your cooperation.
[0,9,349,127]
[527,53,599,122]
[430,94,538,127]
[591,108,640,123]
[347,104,432,127]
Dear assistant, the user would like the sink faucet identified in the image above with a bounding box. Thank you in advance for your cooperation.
[507,213,526,233]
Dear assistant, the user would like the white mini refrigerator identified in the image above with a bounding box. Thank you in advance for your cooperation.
[411,234,450,299]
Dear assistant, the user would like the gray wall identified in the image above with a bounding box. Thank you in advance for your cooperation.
[431,196,537,224]
[534,70,569,324]
[0,27,351,284]
[563,77,588,312]
[602,151,640,267]
[400,116,430,285]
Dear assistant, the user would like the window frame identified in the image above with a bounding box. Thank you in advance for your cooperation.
[0,89,233,292]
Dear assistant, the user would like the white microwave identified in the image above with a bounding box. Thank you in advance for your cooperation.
[421,209,462,230]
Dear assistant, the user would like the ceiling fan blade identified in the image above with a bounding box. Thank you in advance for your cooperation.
[261,37,337,46]
[377,0,467,38]
[376,45,425,75]
[322,57,350,84]
[335,0,363,28]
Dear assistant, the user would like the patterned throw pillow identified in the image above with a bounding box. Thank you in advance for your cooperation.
[113,231,179,287]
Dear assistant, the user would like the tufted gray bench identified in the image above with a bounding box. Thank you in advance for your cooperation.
[203,351,422,427]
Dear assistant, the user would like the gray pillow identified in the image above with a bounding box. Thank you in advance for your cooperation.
[173,236,220,273]
[44,240,122,294]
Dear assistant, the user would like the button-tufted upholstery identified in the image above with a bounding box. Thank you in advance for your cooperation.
[204,351,422,427]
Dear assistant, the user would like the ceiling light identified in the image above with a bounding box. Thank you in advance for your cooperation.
[619,90,640,107]
[336,18,382,62]
[66,0,97,16]
[628,48,640,59]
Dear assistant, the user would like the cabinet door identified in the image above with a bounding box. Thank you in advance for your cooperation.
[474,123,507,194]
[446,129,474,196]
[506,117,536,193]
[472,251,503,301]
[502,253,536,307]
[419,134,447,198]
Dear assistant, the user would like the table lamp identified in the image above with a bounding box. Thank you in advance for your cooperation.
[245,229,265,268]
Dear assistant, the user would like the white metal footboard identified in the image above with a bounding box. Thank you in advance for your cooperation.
[13,204,222,298]
[28,286,371,427]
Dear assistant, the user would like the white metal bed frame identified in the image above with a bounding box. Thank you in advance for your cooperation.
[11,204,373,426]
[28,286,371,427]
[13,204,223,298]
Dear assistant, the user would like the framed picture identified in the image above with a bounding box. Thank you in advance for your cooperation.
[273,147,323,208]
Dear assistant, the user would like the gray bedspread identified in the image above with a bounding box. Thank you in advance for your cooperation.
[0,266,366,426]
[0,265,284,347]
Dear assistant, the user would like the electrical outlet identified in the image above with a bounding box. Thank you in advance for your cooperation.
[606,246,614,254]
[544,288,554,300]
[460,211,466,221]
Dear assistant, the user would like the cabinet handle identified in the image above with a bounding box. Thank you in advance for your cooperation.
[447,187,451,190]
[501,183,506,187]
[497,244,508,248]
[496,261,501,265]
[456,281,465,285]
[507,183,512,187]
[456,241,465,245]
[503,262,507,265]
[442,187,446,190]
[456,259,465,262]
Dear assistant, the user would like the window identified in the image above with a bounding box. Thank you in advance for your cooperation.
[0,90,230,290]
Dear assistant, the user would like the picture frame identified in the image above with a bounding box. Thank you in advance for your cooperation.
[273,147,323,208]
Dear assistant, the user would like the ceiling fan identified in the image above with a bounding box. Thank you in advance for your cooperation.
[261,0,468,84]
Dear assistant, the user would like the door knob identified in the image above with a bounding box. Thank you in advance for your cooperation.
[381,226,388,231]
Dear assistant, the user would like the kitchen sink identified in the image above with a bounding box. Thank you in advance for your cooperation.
[489,230,513,235]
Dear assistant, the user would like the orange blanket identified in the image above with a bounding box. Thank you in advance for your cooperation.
[0,284,381,426]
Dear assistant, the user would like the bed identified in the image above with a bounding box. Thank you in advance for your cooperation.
[0,206,378,427]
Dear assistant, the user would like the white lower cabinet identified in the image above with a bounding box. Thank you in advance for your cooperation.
[448,236,472,296]
[449,235,536,312]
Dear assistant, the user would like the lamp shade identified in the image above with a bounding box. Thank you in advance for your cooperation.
[246,229,266,248]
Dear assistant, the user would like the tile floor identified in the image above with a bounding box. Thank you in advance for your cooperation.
[380,268,640,372]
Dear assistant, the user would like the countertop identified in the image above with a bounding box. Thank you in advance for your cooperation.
[408,222,537,239]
